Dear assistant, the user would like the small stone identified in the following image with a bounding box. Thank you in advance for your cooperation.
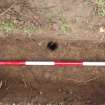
[58,88,62,92]
[100,27,105,33]
[38,41,43,46]
[0,80,2,88]
[13,103,16,105]
[33,15,40,20]
[39,91,43,95]
[70,91,73,94]
[44,72,51,79]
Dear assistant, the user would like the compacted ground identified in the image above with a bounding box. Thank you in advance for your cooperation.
[0,0,105,105]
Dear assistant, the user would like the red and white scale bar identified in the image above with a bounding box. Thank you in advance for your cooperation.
[0,61,105,66]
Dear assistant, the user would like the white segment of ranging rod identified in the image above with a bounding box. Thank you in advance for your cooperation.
[83,62,105,66]
[25,61,55,65]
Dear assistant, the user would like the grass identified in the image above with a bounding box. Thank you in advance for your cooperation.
[22,26,40,34]
[58,12,70,33]
[96,0,105,16]
[39,0,71,33]
[46,9,71,33]
[0,9,71,34]
[0,20,41,34]
[0,20,16,32]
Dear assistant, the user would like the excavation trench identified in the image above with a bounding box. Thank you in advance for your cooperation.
[0,36,105,105]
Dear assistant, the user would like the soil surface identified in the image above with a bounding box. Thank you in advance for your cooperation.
[0,36,105,105]
[0,0,105,105]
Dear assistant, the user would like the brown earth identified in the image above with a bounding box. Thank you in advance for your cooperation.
[0,0,105,105]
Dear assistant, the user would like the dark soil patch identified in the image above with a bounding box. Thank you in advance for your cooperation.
[47,41,58,51]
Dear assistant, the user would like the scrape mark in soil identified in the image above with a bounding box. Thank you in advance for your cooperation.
[0,75,105,105]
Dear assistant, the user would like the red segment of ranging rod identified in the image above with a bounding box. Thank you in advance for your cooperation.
[0,61,25,65]
[55,61,83,66]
